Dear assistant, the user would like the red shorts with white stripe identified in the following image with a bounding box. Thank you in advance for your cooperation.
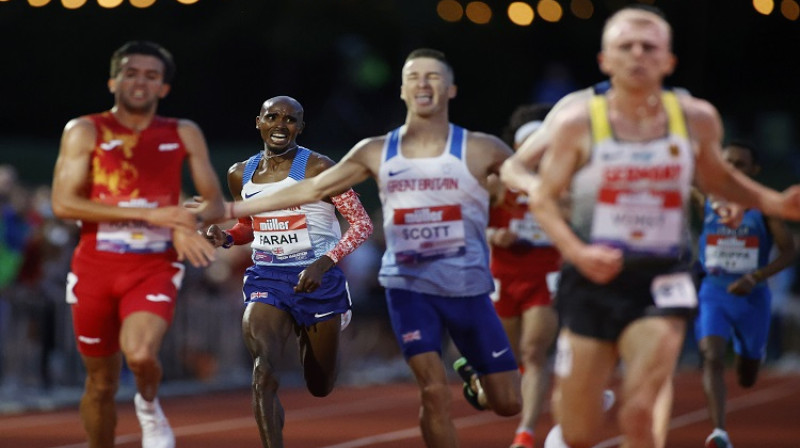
[67,250,184,357]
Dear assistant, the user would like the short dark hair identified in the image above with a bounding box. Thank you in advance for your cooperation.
[502,103,553,146]
[110,41,176,84]
[405,48,454,80]
[725,140,760,165]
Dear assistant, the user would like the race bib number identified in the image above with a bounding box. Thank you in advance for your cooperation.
[651,272,697,308]
[545,271,561,295]
[591,188,683,255]
[96,197,171,253]
[704,235,759,274]
[252,214,314,263]
[392,205,466,264]
[509,212,552,246]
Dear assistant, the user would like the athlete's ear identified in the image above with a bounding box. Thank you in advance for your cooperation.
[107,78,117,94]
[597,51,610,76]
[663,53,677,77]
[298,121,305,134]
[448,84,457,100]
[158,84,171,99]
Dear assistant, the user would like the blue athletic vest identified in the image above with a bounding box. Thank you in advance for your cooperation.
[698,199,772,287]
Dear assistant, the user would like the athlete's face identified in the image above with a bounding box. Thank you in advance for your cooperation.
[599,13,675,90]
[108,54,170,114]
[256,98,304,154]
[723,146,758,177]
[400,57,456,118]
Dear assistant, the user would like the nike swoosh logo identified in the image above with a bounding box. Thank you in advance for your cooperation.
[388,168,411,177]
[158,143,180,151]
[100,140,123,151]
[78,335,102,344]
[145,293,172,303]
[491,348,509,358]
[244,190,264,199]
[314,311,335,318]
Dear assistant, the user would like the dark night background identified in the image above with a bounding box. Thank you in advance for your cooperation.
[1,0,799,206]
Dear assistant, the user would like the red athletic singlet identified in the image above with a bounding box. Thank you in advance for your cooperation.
[489,189,560,316]
[68,112,187,356]
[75,111,186,259]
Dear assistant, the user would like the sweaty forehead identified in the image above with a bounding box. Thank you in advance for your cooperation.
[262,100,302,117]
[119,54,165,73]
[603,13,670,46]
[403,58,449,77]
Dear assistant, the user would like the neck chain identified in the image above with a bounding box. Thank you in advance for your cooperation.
[264,145,298,161]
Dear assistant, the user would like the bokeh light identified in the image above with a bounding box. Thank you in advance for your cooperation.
[97,0,124,7]
[437,0,463,22]
[176,0,199,4]
[28,0,51,6]
[753,0,775,14]
[508,2,535,26]
[537,0,563,22]
[781,0,800,19]
[130,0,156,7]
[62,0,87,8]
[465,1,492,24]
[570,0,593,19]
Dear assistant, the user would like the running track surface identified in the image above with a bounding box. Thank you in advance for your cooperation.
[2,369,799,448]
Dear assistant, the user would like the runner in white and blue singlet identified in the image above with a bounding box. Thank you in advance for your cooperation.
[222,49,522,448]
[204,96,373,448]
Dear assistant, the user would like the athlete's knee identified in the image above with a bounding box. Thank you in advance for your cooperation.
[700,347,726,370]
[617,394,654,443]
[736,358,761,388]
[518,340,550,367]
[560,424,597,448]
[305,370,337,397]
[124,350,159,374]
[490,396,521,417]
[419,382,453,413]
[252,356,280,393]
[484,379,522,416]
[85,374,119,402]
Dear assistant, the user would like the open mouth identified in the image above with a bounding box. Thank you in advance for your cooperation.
[415,93,433,106]
[270,131,289,144]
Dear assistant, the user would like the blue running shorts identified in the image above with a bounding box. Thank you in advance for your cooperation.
[243,264,351,327]
[694,279,771,360]
[385,288,517,375]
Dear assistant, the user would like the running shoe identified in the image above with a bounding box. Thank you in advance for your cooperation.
[705,429,733,448]
[510,429,534,448]
[135,393,175,448]
[453,357,485,411]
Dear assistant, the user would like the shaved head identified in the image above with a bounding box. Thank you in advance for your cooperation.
[260,96,304,120]
[602,7,672,51]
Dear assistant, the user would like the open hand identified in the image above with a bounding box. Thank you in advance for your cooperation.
[173,227,216,267]
[573,244,624,284]
[205,224,228,248]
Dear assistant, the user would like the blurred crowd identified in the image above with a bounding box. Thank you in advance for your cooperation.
[0,163,404,411]
[3,160,800,411]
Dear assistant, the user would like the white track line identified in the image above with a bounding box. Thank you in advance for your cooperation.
[592,377,800,448]
[321,412,505,448]
[40,376,800,448]
[46,391,415,448]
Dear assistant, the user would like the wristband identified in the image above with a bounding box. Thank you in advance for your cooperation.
[221,232,234,249]
[751,270,765,282]
[486,227,497,245]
